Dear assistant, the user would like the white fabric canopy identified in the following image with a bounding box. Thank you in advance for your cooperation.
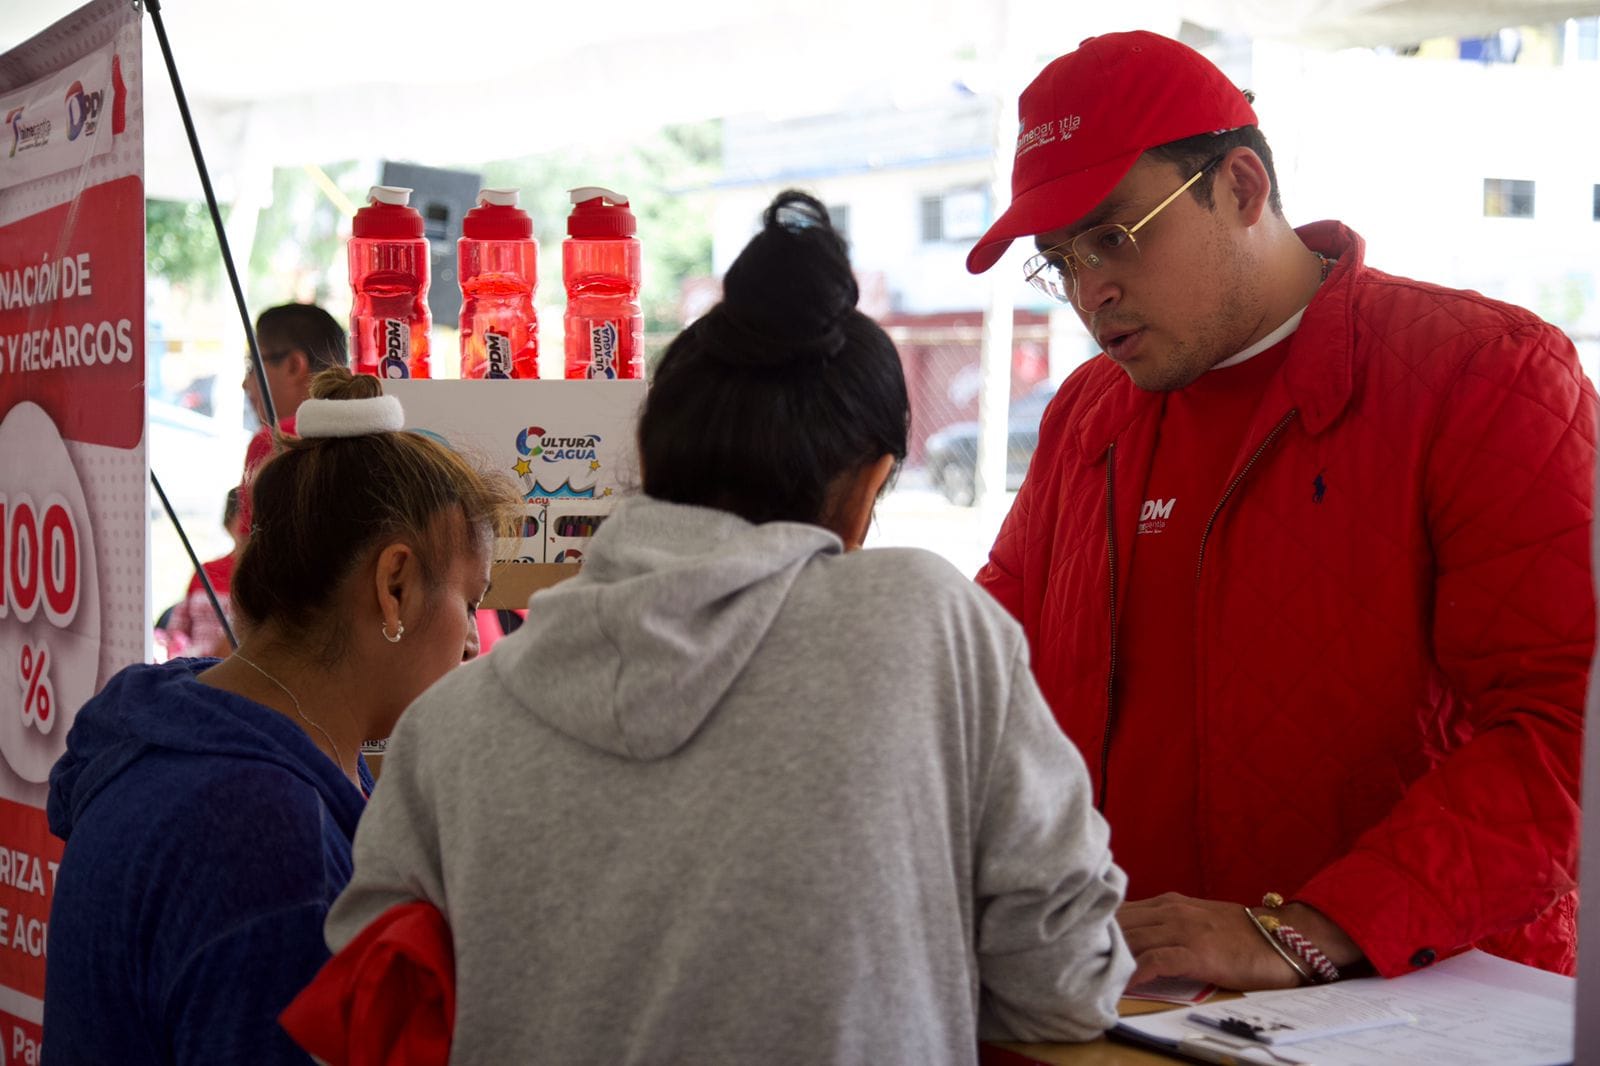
[1185,0,1600,48]
[5,0,1592,198]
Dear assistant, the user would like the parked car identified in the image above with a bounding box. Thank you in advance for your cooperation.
[174,373,217,417]
[923,381,1057,506]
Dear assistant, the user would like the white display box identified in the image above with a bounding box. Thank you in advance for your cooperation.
[385,379,644,606]
[545,500,616,565]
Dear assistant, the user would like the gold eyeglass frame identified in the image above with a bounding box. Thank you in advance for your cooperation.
[1023,155,1225,309]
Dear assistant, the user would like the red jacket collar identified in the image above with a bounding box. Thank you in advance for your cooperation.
[1288,220,1362,437]
[1073,220,1366,459]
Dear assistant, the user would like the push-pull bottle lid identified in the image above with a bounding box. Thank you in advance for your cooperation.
[368,185,413,206]
[567,186,636,238]
[569,186,627,207]
[355,186,423,237]
[464,188,533,240]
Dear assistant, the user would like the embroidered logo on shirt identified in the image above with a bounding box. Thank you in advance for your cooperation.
[1138,498,1175,534]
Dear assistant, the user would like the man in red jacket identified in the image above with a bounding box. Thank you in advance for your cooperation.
[967,30,1595,990]
[239,302,348,533]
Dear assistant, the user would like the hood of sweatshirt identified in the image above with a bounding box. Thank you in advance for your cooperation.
[48,658,366,841]
[492,496,840,761]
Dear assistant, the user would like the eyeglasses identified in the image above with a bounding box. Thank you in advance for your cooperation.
[1023,155,1225,310]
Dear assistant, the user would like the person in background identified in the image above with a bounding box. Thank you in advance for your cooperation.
[240,302,349,533]
[965,31,1595,989]
[45,370,518,1066]
[237,301,520,652]
[159,486,245,660]
[296,191,1132,1065]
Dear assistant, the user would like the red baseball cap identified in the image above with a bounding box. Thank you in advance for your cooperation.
[966,31,1258,274]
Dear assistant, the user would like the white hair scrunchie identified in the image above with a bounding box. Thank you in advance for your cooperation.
[295,395,405,438]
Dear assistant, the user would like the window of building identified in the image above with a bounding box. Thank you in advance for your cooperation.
[826,203,851,244]
[1573,16,1599,61]
[1483,178,1535,218]
[1593,184,1600,221]
[920,187,987,243]
[919,196,943,242]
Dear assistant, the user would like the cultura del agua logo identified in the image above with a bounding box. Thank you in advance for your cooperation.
[587,321,619,379]
[515,427,601,464]
[516,426,546,459]
[513,427,608,502]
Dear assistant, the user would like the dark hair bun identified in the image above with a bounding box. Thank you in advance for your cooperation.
[309,367,382,401]
[638,188,908,527]
[701,190,859,370]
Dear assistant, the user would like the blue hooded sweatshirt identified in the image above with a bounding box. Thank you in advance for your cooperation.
[44,659,372,1065]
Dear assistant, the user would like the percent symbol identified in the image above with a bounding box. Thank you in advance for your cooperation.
[19,643,55,733]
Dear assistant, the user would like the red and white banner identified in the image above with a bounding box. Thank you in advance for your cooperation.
[0,0,144,1030]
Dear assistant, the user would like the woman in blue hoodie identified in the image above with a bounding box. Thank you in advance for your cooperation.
[44,369,517,1066]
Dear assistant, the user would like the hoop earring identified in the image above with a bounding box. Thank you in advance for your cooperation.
[382,620,405,644]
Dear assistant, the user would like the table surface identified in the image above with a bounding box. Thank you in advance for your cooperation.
[987,995,1224,1064]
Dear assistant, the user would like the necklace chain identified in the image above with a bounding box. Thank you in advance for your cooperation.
[233,652,351,782]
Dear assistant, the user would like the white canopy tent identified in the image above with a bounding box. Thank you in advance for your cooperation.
[6,4,1600,1059]
[5,0,1593,199]
[5,0,1593,520]
[1188,0,1600,47]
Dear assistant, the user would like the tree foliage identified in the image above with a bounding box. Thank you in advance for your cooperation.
[482,121,721,335]
[145,198,222,295]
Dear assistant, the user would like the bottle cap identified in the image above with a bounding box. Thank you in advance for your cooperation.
[463,188,534,240]
[567,186,637,239]
[368,185,413,206]
[354,186,424,238]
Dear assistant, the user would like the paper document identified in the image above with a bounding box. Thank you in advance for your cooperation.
[1125,975,1216,1005]
[1114,949,1573,1066]
[1187,988,1412,1044]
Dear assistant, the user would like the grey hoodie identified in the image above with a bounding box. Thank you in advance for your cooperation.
[328,496,1132,1065]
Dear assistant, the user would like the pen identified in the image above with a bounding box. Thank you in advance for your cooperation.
[1193,1013,1273,1042]
[1177,1032,1314,1066]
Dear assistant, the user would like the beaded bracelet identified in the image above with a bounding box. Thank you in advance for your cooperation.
[1258,892,1342,984]
[1244,906,1315,985]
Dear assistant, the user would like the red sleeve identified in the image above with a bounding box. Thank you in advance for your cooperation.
[976,490,1029,622]
[279,901,454,1066]
[1297,323,1596,976]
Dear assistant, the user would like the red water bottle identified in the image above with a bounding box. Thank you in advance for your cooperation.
[563,187,643,380]
[349,185,431,379]
[459,189,539,379]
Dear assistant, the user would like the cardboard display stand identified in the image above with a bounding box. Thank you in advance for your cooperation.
[384,379,646,609]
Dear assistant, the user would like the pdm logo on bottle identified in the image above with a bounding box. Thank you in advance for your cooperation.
[381,319,410,378]
[485,332,513,378]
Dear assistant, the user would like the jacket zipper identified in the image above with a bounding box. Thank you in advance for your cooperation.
[1189,409,1297,886]
[1096,411,1297,814]
[1195,410,1299,581]
[1098,443,1118,812]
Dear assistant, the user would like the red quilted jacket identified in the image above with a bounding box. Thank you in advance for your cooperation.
[978,221,1595,977]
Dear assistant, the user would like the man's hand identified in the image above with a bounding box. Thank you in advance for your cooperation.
[1118,893,1357,991]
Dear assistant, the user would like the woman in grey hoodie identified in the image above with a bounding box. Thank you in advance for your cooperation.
[322,190,1134,1064]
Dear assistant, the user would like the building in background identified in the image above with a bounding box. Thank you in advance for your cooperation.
[709,85,1066,479]
[702,17,1600,488]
